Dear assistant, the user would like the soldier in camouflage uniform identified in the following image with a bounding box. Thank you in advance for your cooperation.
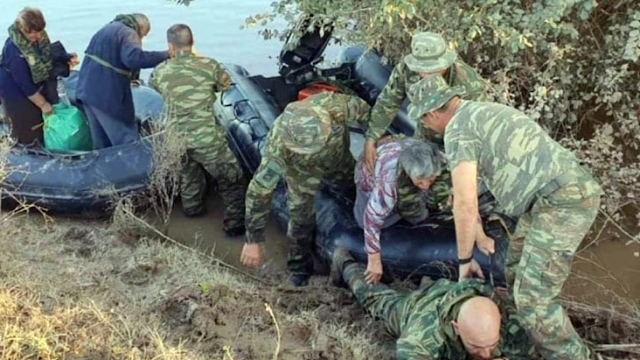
[331,248,537,360]
[363,31,491,173]
[149,24,247,237]
[408,75,603,360]
[240,91,372,286]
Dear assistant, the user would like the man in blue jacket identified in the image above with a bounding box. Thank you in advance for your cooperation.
[76,13,169,149]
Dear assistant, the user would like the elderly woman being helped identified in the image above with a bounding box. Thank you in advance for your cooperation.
[354,138,445,285]
[0,7,77,145]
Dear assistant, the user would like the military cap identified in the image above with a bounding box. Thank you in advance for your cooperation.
[279,102,331,155]
[407,75,466,120]
[404,32,458,73]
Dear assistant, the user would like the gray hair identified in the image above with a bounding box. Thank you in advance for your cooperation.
[167,24,194,48]
[132,13,151,36]
[398,140,445,179]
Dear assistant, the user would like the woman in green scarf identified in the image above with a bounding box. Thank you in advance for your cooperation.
[0,7,78,145]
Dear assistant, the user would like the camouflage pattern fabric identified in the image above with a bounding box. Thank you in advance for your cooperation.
[442,99,604,359]
[403,32,458,74]
[365,60,490,145]
[5,24,52,84]
[443,100,603,217]
[506,179,600,360]
[341,261,536,359]
[181,147,247,229]
[245,91,371,275]
[149,51,246,230]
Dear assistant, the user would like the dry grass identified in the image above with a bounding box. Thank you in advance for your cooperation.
[0,284,196,360]
[111,116,187,239]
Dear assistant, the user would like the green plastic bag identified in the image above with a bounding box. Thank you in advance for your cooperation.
[43,103,93,151]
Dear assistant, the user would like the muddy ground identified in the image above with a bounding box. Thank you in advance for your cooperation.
[0,212,396,360]
[0,194,638,359]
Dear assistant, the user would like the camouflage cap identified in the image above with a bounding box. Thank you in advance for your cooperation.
[279,102,331,155]
[407,75,466,120]
[404,32,458,73]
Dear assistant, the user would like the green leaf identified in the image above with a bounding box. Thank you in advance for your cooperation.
[200,282,211,294]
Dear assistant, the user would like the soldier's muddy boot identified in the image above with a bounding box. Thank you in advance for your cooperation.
[182,204,206,218]
[330,247,355,288]
[289,274,310,287]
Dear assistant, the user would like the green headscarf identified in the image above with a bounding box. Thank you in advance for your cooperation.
[113,14,139,33]
[5,24,53,84]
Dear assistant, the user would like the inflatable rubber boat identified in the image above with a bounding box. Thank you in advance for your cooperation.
[213,22,513,284]
[0,71,165,215]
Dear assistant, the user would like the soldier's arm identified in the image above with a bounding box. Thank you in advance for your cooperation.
[244,155,285,243]
[210,60,231,93]
[365,64,408,141]
[345,95,372,130]
[396,336,439,360]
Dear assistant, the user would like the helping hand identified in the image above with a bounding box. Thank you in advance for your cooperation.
[240,243,262,268]
[41,102,53,116]
[364,253,383,285]
[68,53,80,69]
[459,259,485,281]
[476,225,496,256]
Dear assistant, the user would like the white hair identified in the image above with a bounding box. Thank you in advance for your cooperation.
[398,139,444,179]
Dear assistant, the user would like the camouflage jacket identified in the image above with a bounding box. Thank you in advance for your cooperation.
[149,51,231,149]
[398,279,536,360]
[444,100,603,217]
[245,92,372,243]
[366,60,490,144]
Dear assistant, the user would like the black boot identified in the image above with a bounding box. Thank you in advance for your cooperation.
[330,247,355,288]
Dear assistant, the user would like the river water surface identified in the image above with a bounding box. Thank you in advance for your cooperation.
[0,0,341,77]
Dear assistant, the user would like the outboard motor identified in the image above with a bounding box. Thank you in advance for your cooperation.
[278,15,334,84]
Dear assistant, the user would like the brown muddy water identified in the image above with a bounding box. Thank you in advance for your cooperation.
[167,193,640,309]
[167,194,289,275]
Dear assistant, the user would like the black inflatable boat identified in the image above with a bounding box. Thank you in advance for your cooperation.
[213,23,513,284]
[0,71,164,215]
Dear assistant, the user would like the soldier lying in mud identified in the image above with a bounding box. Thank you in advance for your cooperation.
[330,247,537,360]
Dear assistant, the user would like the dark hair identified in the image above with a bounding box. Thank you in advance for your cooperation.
[167,24,194,48]
[15,7,46,33]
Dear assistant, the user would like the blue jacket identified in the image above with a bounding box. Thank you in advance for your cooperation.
[76,21,168,122]
[0,38,41,101]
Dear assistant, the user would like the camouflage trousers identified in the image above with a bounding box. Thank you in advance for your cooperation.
[181,145,247,231]
[342,261,412,338]
[505,178,600,360]
[285,153,355,276]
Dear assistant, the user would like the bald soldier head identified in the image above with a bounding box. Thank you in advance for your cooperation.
[166,24,194,54]
[452,296,502,360]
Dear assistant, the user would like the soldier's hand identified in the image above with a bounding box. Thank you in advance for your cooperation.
[459,259,485,281]
[365,253,383,285]
[240,243,262,268]
[364,140,377,174]
[475,225,496,256]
